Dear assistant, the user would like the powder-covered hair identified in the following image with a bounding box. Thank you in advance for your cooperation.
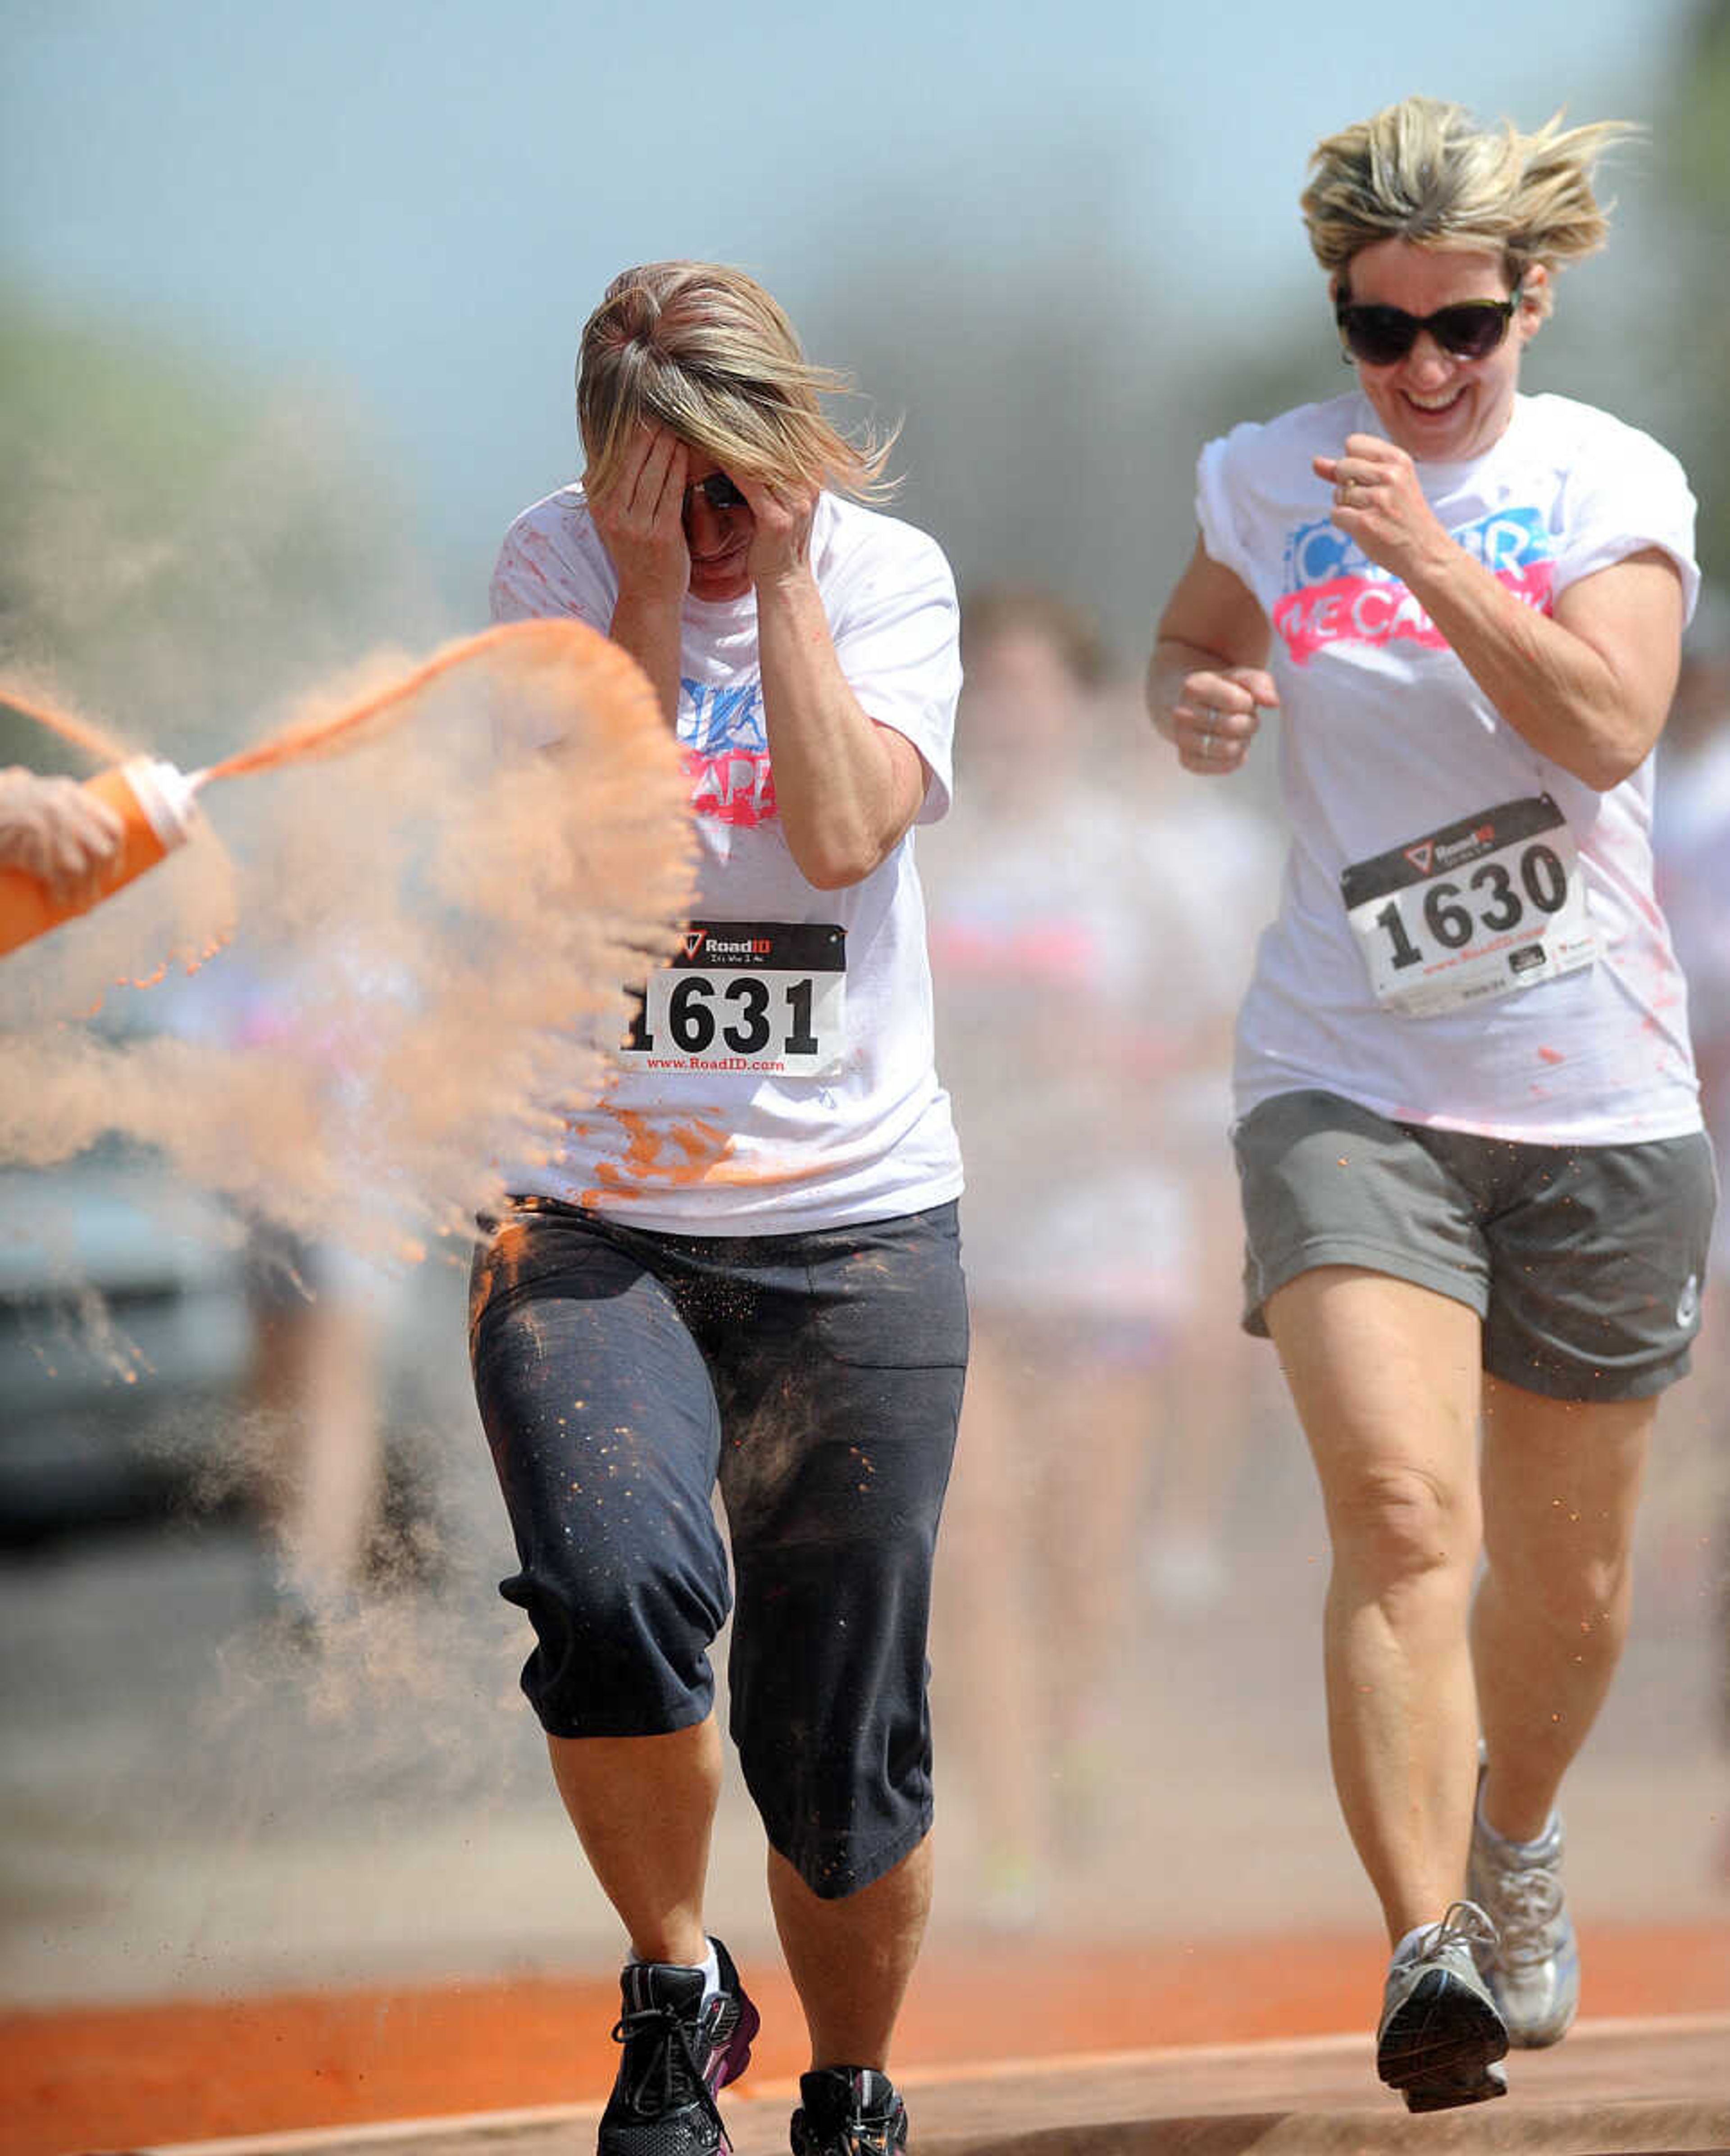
[576,261,897,501]
[1301,96,1639,315]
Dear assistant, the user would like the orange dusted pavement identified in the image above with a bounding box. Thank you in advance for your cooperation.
[8,1925,1730,2156]
[68,2015,1730,2156]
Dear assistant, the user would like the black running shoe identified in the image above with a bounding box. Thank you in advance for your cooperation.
[788,2065,909,2156]
[598,1937,760,2156]
[1376,1901,1509,2113]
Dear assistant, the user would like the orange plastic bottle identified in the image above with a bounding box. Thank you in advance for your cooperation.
[0,757,202,957]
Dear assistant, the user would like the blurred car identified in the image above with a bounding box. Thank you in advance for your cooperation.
[0,1144,255,1545]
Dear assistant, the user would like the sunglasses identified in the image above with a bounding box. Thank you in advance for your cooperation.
[685,472,747,511]
[1334,286,1524,367]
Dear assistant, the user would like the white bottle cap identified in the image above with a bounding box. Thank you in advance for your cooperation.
[120,757,200,851]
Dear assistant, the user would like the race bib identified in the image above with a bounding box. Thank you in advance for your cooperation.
[1341,795,1597,1018]
[623,920,846,1076]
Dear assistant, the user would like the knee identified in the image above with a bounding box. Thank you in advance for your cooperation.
[506,1550,727,1736]
[518,1547,696,1640]
[1484,1537,1634,1638]
[1325,1460,1480,1595]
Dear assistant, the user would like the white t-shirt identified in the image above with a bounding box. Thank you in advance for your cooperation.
[489,484,965,1232]
[1197,390,1703,1144]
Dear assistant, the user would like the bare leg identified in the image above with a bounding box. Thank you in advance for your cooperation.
[1047,1358,1151,1785]
[277,1294,383,1604]
[1146,1155,1254,1605]
[1473,1382,1654,1841]
[768,1837,932,2071]
[1266,1267,1484,1942]
[934,1331,1046,1892]
[546,1716,722,1965]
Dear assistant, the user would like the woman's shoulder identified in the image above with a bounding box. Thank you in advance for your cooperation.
[500,482,594,550]
[1201,392,1361,502]
[1207,390,1360,460]
[1196,394,1356,573]
[812,493,958,597]
[492,484,610,621]
[1513,393,1689,480]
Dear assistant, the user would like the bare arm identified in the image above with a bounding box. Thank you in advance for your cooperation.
[747,479,929,891]
[1319,434,1684,791]
[584,426,691,724]
[1145,539,1279,776]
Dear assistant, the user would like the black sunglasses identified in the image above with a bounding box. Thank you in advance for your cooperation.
[1334,287,1523,368]
[686,472,747,511]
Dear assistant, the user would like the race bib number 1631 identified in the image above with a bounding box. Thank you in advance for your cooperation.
[1341,794,1597,1019]
[624,920,846,1076]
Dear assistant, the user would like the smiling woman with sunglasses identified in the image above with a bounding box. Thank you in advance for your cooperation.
[1145,97,1712,2113]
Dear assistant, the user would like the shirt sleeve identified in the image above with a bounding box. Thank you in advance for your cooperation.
[1194,421,1269,606]
[1553,421,1701,624]
[487,500,617,752]
[489,498,615,631]
[830,525,963,825]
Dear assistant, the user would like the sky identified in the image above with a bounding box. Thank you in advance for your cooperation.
[0,0,1701,620]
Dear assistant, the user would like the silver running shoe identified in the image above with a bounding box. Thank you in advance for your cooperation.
[1376,1900,1509,2113]
[1467,1793,1579,2047]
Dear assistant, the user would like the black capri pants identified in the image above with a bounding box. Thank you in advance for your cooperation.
[468,1196,968,1900]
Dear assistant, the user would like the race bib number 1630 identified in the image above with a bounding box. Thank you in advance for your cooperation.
[1341,795,1597,1019]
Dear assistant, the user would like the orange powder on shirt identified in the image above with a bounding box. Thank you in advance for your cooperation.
[584,1111,734,1199]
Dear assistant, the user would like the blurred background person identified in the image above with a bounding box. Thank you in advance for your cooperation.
[0,768,391,1618]
[164,953,402,1640]
[1653,584,1730,1871]
[239,1228,391,1638]
[924,585,1277,1927]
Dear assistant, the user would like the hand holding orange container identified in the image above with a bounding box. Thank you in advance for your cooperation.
[0,758,203,957]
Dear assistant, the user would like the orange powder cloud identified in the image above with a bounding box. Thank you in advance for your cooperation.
[0,621,697,1267]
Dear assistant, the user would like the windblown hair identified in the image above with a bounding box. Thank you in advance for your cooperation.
[576,261,898,501]
[1301,97,1640,315]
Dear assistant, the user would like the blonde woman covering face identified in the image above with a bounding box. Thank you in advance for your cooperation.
[473,262,964,2156]
[1146,97,1712,2113]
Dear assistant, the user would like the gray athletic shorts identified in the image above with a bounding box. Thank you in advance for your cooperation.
[1233,1089,1717,1402]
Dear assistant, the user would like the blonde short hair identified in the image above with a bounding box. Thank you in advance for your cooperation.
[576,261,897,501]
[1301,96,1639,314]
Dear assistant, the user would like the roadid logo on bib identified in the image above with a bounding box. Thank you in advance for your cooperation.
[1341,795,1597,1018]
